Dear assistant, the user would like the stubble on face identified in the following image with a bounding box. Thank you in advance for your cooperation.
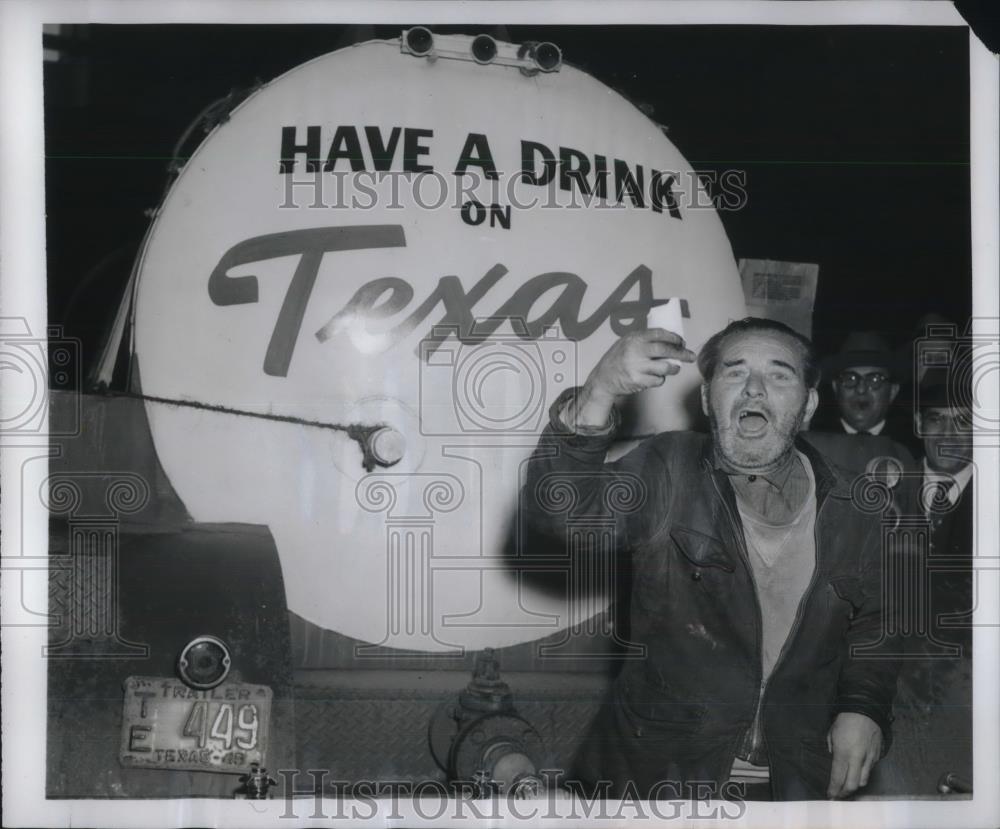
[709,394,811,472]
[703,331,816,474]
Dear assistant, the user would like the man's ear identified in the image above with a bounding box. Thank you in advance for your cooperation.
[700,383,710,417]
[804,387,819,425]
[913,410,922,433]
[888,382,901,405]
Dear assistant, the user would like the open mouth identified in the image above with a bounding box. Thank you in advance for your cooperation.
[737,409,770,436]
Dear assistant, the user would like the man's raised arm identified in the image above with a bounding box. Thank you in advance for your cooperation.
[521,329,695,550]
[562,327,694,429]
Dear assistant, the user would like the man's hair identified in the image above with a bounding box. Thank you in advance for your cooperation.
[697,317,821,389]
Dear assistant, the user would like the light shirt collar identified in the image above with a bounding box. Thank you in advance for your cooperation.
[712,445,798,489]
[841,418,886,436]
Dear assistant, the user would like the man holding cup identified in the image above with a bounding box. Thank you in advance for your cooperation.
[524,317,899,801]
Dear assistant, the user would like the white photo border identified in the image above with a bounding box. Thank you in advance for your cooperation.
[1,1,997,827]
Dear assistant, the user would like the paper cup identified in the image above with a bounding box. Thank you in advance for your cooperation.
[633,298,687,434]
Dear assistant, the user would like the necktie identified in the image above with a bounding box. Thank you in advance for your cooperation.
[924,480,951,526]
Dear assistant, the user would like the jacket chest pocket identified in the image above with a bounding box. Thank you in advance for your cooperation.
[829,574,865,616]
[632,525,736,613]
[621,673,708,727]
[669,525,737,584]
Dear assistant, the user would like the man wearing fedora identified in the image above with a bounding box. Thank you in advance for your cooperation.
[875,360,975,795]
[915,365,974,565]
[809,331,920,461]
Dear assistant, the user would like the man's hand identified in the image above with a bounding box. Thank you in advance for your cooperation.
[826,712,883,799]
[570,329,696,428]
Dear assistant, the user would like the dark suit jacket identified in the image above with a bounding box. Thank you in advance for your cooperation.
[801,431,915,475]
[879,474,974,797]
[929,479,973,560]
[922,478,974,644]
[809,402,922,458]
[801,431,919,520]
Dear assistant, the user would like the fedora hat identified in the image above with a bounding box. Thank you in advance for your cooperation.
[916,358,973,411]
[823,331,905,382]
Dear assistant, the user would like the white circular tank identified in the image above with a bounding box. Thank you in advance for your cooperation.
[133,36,746,652]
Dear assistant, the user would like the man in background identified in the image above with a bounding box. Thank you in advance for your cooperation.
[870,361,976,796]
[809,330,919,466]
[916,365,974,574]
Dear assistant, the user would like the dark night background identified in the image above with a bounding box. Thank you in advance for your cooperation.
[42,23,973,386]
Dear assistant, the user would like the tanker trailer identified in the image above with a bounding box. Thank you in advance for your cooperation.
[47,29,746,799]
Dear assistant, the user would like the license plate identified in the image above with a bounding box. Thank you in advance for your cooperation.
[119,676,271,772]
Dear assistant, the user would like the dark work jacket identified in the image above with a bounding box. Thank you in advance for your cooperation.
[523,390,900,801]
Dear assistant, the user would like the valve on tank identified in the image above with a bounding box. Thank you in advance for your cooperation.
[429,648,545,798]
[234,763,276,799]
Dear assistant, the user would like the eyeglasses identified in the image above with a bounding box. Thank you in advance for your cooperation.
[838,371,891,390]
